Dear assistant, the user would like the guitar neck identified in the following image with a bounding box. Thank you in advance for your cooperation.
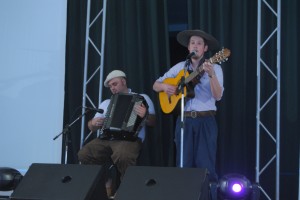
[184,65,204,83]
[185,59,214,83]
[183,48,230,84]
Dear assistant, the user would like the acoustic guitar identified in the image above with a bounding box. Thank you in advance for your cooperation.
[159,48,231,114]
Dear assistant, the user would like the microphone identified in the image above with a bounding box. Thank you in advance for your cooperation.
[186,51,196,59]
[84,107,104,113]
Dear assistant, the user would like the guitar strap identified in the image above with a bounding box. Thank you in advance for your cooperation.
[187,56,206,84]
[183,56,207,100]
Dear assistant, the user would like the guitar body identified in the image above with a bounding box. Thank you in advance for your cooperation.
[159,69,189,114]
[158,48,231,114]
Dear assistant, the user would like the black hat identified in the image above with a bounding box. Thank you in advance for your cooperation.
[177,29,220,51]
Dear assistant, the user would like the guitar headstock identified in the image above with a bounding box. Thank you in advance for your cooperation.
[209,48,231,64]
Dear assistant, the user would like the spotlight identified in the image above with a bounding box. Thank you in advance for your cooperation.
[218,173,252,200]
[0,167,23,191]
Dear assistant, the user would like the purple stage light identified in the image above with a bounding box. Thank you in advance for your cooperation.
[232,183,242,193]
[218,173,252,199]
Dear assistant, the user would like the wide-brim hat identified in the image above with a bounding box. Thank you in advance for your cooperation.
[104,70,126,87]
[177,29,220,51]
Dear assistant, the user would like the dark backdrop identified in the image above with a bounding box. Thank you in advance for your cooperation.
[64,0,299,199]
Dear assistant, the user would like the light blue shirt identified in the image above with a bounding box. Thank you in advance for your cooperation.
[156,61,224,111]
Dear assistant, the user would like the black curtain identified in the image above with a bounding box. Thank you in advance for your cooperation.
[103,0,175,166]
[64,0,299,199]
[186,0,299,199]
[64,0,175,167]
[188,0,258,179]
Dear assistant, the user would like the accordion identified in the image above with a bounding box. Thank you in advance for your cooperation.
[100,93,148,141]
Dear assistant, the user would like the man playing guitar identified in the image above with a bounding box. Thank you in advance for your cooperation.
[153,29,228,182]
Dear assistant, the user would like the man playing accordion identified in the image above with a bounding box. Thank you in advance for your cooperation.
[78,70,156,198]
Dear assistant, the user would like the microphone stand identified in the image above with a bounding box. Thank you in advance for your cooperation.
[179,57,190,168]
[53,109,90,164]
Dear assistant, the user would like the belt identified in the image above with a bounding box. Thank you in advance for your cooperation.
[184,110,216,118]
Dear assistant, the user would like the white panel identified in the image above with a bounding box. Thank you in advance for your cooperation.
[0,0,67,194]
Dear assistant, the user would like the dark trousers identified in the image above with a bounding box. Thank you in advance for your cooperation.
[78,138,142,179]
[175,116,218,181]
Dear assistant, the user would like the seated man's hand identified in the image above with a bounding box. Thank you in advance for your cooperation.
[134,103,147,118]
[92,117,105,127]
[88,117,105,131]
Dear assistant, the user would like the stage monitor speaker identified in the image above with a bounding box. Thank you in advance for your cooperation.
[114,166,209,200]
[10,163,108,200]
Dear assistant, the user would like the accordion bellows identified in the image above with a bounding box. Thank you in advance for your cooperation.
[100,93,148,141]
